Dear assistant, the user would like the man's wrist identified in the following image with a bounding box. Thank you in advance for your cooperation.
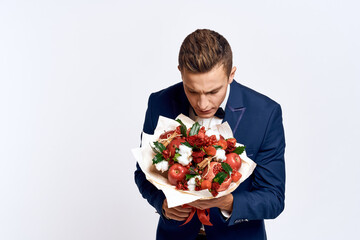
[220,194,234,212]
[220,209,232,219]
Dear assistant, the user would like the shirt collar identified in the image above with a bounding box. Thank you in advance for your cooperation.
[220,83,230,111]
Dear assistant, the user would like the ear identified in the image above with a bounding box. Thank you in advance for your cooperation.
[178,66,184,80]
[228,66,237,84]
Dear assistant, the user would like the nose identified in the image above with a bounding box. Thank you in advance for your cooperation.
[197,94,209,110]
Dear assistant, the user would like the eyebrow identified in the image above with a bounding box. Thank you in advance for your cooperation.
[186,85,223,94]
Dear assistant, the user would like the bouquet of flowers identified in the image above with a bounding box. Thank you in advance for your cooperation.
[132,114,256,209]
[151,118,245,197]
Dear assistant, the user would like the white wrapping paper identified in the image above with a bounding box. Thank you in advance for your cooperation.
[132,114,256,208]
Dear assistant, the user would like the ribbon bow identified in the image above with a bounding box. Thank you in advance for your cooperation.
[180,205,213,226]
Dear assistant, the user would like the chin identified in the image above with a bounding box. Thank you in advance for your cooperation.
[198,114,214,118]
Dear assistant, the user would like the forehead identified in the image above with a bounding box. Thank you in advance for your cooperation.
[182,65,228,90]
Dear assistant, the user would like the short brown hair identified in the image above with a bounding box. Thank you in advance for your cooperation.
[178,29,233,76]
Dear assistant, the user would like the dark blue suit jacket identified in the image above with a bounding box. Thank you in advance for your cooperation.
[134,80,286,240]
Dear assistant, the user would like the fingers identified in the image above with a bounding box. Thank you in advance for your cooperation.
[162,199,192,221]
[188,198,217,210]
[188,201,207,210]
[165,208,190,221]
[188,195,233,211]
[162,195,233,221]
[188,200,205,210]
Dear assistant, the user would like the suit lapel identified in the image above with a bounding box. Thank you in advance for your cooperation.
[224,80,246,136]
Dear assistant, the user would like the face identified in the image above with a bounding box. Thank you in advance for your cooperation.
[180,64,236,118]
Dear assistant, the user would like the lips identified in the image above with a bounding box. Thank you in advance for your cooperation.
[196,108,215,116]
[199,109,213,114]
[196,109,215,118]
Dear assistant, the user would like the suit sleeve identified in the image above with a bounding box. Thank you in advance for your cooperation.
[134,94,166,217]
[228,104,286,226]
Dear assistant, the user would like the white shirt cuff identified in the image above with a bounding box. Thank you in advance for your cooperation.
[220,209,232,220]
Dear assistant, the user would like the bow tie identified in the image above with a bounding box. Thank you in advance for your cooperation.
[193,107,225,119]
[214,107,225,119]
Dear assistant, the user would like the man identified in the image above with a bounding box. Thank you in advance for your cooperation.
[134,29,286,240]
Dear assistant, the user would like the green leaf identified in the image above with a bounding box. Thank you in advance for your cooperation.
[213,145,223,150]
[233,146,245,155]
[181,142,192,148]
[150,142,160,154]
[213,172,228,184]
[153,141,166,153]
[189,122,201,136]
[176,119,187,137]
[186,174,198,181]
[173,153,181,162]
[221,162,233,176]
[188,167,198,175]
[152,153,164,164]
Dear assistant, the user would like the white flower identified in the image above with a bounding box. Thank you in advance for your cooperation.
[215,149,227,162]
[205,128,220,141]
[177,144,193,166]
[177,154,193,166]
[187,175,201,191]
[155,160,169,172]
[178,144,192,156]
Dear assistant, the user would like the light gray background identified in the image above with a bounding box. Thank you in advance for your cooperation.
[1,1,359,239]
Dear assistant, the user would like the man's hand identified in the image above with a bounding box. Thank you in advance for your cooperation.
[162,199,192,221]
[188,194,234,212]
